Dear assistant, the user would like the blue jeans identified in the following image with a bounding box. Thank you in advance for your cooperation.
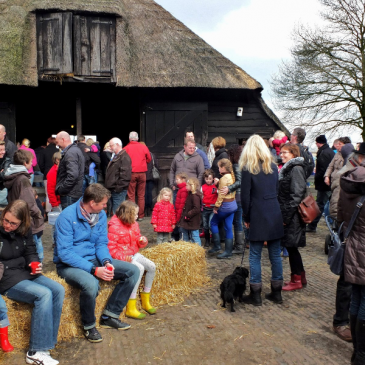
[180,228,201,245]
[0,295,9,328]
[308,190,331,229]
[30,174,34,186]
[233,202,243,232]
[145,180,154,209]
[110,190,128,214]
[57,258,139,329]
[202,208,214,232]
[33,234,44,262]
[60,196,79,210]
[5,275,65,351]
[82,175,96,194]
[33,171,44,187]
[350,284,365,320]
[0,188,8,206]
[210,209,236,240]
[248,239,283,284]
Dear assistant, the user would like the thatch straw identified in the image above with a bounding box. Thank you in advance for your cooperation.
[2,241,209,352]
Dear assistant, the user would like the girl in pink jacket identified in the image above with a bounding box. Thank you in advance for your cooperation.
[108,201,156,320]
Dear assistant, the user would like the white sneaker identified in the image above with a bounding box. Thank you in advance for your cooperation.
[26,351,59,365]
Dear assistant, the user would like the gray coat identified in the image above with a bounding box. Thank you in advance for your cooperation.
[338,167,365,285]
[169,150,204,186]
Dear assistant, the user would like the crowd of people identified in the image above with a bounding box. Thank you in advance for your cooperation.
[0,123,364,365]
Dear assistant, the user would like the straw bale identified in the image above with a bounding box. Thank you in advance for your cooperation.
[3,241,209,351]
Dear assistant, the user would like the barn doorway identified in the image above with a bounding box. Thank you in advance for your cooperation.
[13,83,141,149]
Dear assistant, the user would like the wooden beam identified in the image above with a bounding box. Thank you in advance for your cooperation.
[76,98,82,136]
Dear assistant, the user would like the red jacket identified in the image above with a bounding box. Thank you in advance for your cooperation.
[202,183,218,208]
[108,215,148,261]
[46,164,61,207]
[123,141,152,173]
[272,136,288,156]
[175,182,188,221]
[151,200,176,232]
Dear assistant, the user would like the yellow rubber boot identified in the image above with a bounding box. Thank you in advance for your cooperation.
[140,292,156,315]
[126,299,146,320]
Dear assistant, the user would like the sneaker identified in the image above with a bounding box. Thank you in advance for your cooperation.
[26,351,59,365]
[333,325,352,342]
[137,218,144,222]
[100,316,131,330]
[84,327,103,343]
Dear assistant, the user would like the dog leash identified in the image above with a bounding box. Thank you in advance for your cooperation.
[240,239,247,267]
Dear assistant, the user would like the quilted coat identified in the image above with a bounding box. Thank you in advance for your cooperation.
[175,182,188,222]
[278,157,307,248]
[338,167,365,285]
[108,215,148,261]
[151,200,176,232]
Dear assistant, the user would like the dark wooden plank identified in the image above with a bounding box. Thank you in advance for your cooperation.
[110,18,116,82]
[62,12,73,74]
[36,16,43,73]
[208,126,277,134]
[208,120,275,128]
[145,111,156,146]
[155,112,165,146]
[208,112,266,122]
[81,16,90,76]
[150,146,182,154]
[73,15,82,75]
[90,17,101,77]
[144,103,207,111]
[100,21,111,75]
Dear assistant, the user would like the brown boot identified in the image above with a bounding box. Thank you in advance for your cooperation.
[333,325,352,342]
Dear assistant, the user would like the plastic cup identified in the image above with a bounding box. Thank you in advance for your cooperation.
[30,261,40,274]
[106,266,113,271]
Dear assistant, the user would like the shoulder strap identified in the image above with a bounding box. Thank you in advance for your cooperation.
[151,154,155,167]
[344,195,365,241]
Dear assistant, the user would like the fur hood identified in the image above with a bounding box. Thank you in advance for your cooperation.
[279,157,304,180]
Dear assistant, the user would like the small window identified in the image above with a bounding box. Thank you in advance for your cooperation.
[36,12,116,82]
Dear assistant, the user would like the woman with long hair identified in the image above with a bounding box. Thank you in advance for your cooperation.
[240,135,284,306]
[0,200,64,364]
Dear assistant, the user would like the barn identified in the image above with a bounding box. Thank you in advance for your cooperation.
[0,0,288,186]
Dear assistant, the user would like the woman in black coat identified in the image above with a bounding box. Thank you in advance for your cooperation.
[240,135,284,306]
[278,144,307,291]
[0,200,64,364]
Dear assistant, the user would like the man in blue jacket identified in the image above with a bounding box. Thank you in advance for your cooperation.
[54,184,139,343]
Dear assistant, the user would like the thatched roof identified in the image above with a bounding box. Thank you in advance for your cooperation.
[0,0,263,89]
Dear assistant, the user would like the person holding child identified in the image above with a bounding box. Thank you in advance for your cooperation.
[201,169,218,248]
[108,201,156,320]
[178,177,202,245]
[151,188,176,243]
[209,159,237,258]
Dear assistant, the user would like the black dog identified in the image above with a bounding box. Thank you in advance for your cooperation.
[220,266,249,312]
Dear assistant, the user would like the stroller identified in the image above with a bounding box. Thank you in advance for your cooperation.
[324,215,338,255]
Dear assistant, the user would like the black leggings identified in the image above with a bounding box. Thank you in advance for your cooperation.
[286,247,304,275]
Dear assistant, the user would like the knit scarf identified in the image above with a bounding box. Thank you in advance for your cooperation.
[79,200,99,227]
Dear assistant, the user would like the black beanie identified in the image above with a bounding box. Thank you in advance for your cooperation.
[316,135,327,144]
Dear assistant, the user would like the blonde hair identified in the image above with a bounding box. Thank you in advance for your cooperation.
[86,138,94,147]
[157,187,173,204]
[116,201,138,225]
[218,158,235,183]
[186,177,200,194]
[239,135,274,175]
[104,142,110,151]
[21,138,31,147]
[273,130,286,140]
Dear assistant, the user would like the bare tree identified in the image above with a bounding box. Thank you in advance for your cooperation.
[271,0,365,140]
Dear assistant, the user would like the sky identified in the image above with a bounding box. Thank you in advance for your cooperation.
[154,0,363,145]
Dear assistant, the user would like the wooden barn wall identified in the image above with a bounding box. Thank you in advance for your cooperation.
[207,101,279,144]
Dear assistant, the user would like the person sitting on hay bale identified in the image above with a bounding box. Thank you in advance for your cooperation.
[54,184,140,343]
[0,200,65,365]
[108,201,156,320]
[0,294,13,353]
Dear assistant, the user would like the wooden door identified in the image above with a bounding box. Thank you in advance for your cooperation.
[143,102,208,187]
[36,12,73,74]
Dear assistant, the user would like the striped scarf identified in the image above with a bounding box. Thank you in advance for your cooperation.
[79,200,99,227]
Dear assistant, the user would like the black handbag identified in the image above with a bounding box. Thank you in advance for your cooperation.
[151,155,160,180]
[327,195,365,275]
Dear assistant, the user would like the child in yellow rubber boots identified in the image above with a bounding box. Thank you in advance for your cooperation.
[108,201,156,319]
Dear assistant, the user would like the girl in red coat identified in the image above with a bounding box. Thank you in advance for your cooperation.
[172,172,188,241]
[151,188,176,243]
[46,152,61,210]
[108,201,156,320]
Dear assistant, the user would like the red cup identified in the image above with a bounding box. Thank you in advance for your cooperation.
[106,266,113,271]
[30,261,40,274]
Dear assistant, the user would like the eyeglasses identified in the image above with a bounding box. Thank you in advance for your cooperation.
[280,151,290,155]
[2,217,21,228]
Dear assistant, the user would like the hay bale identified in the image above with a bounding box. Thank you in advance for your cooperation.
[3,241,209,350]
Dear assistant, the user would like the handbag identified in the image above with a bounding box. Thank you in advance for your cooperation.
[327,195,365,275]
[298,194,321,224]
[151,154,161,180]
